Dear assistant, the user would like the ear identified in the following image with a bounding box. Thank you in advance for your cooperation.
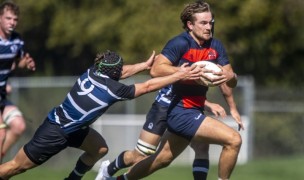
[187,21,193,31]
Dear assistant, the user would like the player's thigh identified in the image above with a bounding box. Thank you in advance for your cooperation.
[157,131,189,161]
[16,147,38,168]
[8,147,37,170]
[79,128,108,155]
[193,116,240,145]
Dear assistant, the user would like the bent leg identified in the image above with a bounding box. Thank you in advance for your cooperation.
[78,128,108,165]
[2,106,26,156]
[0,147,37,179]
[190,141,210,180]
[104,101,168,178]
[103,129,161,179]
[193,116,242,179]
[66,128,108,180]
[126,131,189,180]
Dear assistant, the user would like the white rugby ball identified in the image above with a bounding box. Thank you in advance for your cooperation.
[194,61,221,87]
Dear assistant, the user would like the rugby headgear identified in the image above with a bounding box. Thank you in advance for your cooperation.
[94,50,123,81]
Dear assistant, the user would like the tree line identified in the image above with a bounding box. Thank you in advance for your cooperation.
[13,0,304,87]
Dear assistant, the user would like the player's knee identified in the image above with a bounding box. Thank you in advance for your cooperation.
[155,156,172,168]
[9,160,28,174]
[131,150,146,164]
[227,132,242,150]
[9,119,26,135]
[155,152,174,168]
[97,146,108,157]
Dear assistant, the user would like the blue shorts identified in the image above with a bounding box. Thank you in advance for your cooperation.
[142,101,168,136]
[23,118,89,165]
[167,106,206,141]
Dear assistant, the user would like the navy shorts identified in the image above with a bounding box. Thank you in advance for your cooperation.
[167,106,206,141]
[0,99,14,109]
[23,119,89,165]
[142,101,168,136]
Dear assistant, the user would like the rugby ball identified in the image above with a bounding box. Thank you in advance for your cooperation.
[194,61,221,87]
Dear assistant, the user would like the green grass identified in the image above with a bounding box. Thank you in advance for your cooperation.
[10,155,304,180]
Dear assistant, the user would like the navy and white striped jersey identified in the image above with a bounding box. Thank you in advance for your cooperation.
[47,67,136,134]
[0,32,24,98]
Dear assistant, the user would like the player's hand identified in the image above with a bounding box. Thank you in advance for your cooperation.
[205,102,227,118]
[144,50,156,70]
[192,63,225,85]
[190,62,216,82]
[178,63,201,81]
[211,65,234,85]
[23,53,36,71]
[230,108,244,131]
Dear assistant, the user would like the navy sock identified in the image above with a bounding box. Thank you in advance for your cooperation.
[65,158,93,180]
[108,151,128,176]
[192,159,209,180]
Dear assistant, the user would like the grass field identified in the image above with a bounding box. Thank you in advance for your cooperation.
[9,155,304,180]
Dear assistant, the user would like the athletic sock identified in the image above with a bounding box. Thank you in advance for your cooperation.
[65,158,93,180]
[108,151,128,176]
[192,159,209,180]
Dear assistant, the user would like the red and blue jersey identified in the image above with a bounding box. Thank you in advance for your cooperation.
[161,32,230,109]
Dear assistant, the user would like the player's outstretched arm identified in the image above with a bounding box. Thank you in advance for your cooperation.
[120,51,156,79]
[134,63,200,97]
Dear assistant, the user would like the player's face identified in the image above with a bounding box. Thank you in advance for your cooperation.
[0,9,19,37]
[188,12,213,44]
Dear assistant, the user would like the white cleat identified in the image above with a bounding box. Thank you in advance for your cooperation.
[95,160,111,180]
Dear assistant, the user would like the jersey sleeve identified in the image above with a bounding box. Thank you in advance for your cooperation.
[108,82,136,100]
[161,35,189,66]
[213,39,230,66]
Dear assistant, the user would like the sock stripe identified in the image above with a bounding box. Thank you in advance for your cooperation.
[73,169,84,176]
[193,167,209,173]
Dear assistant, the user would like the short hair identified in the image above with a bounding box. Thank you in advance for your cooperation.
[94,50,124,81]
[0,0,20,16]
[180,0,212,31]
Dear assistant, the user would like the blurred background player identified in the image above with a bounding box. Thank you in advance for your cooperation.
[0,0,36,163]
